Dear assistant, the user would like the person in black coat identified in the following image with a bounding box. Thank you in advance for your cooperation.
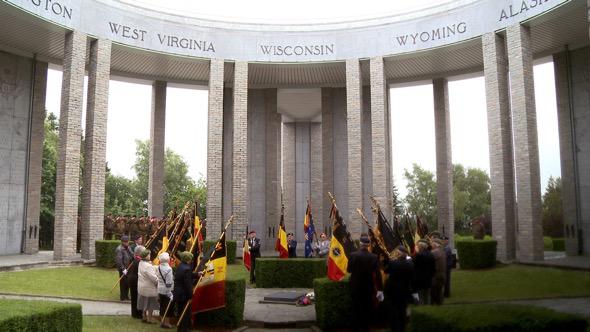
[347,234,382,332]
[384,246,415,332]
[287,233,297,258]
[127,245,144,319]
[412,240,435,305]
[248,231,261,283]
[174,251,195,332]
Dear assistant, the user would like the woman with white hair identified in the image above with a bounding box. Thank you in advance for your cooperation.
[157,252,174,328]
[137,249,158,324]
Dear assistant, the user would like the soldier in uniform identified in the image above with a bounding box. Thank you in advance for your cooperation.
[248,230,261,283]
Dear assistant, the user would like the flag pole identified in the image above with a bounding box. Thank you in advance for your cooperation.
[109,215,170,293]
[356,208,390,255]
[176,215,234,327]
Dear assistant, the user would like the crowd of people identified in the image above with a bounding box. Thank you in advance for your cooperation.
[105,215,163,241]
[115,235,198,331]
[113,222,451,332]
[348,233,454,332]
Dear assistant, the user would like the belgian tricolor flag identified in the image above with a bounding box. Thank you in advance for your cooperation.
[192,232,227,313]
[275,215,288,259]
[327,204,356,281]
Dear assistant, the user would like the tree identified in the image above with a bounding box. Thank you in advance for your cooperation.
[390,181,404,221]
[453,164,491,234]
[40,112,58,249]
[104,166,144,216]
[542,176,563,237]
[130,140,205,216]
[403,163,437,230]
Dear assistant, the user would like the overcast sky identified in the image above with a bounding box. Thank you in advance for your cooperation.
[44,59,560,199]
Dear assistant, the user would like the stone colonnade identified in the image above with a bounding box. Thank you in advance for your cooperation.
[18,21,586,260]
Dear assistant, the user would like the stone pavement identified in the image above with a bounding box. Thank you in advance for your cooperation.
[518,251,590,271]
[0,251,92,272]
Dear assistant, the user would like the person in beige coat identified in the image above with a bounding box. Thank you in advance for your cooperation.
[137,249,159,324]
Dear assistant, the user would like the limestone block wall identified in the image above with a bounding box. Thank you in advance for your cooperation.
[0,51,32,255]
[568,46,590,255]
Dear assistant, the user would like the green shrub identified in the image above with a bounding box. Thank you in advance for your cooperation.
[95,240,121,268]
[410,303,587,332]
[194,277,245,328]
[314,277,353,329]
[543,236,553,250]
[552,238,565,251]
[454,234,492,246]
[456,239,497,269]
[203,240,237,264]
[0,299,82,332]
[255,258,327,288]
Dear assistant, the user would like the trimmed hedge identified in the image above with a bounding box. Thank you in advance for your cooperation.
[314,277,353,329]
[456,239,497,269]
[552,238,565,251]
[203,240,237,264]
[410,303,588,332]
[255,258,327,288]
[194,277,245,328]
[95,240,120,268]
[543,236,553,251]
[0,299,82,332]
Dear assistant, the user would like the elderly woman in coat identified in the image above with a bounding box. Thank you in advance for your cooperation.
[157,252,174,328]
[137,249,158,324]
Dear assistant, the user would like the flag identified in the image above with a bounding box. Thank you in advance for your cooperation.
[303,202,315,258]
[275,214,288,259]
[145,220,167,261]
[403,216,416,255]
[153,236,169,265]
[193,231,227,313]
[416,216,429,238]
[375,208,400,253]
[327,204,356,281]
[243,237,251,271]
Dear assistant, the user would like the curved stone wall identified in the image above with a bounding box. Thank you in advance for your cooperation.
[4,0,567,62]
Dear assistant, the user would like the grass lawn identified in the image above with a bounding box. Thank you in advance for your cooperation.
[0,264,250,301]
[448,264,590,304]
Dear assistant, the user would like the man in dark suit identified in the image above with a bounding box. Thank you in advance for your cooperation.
[248,230,261,283]
[174,251,196,332]
[287,233,297,258]
[412,239,435,305]
[384,246,415,332]
[347,234,382,332]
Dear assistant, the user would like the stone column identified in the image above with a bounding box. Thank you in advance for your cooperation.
[222,88,233,233]
[370,56,391,220]
[433,78,454,244]
[53,31,87,260]
[283,122,296,234]
[232,61,248,240]
[346,59,363,237]
[553,51,580,256]
[310,122,323,235]
[206,59,224,239]
[24,61,48,255]
[265,89,280,249]
[81,39,111,260]
[148,81,166,218]
[507,24,543,261]
[321,88,334,235]
[482,32,516,261]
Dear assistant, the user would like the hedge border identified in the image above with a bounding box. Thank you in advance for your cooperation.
[194,277,245,328]
[95,240,121,268]
[456,239,497,269]
[410,303,588,332]
[0,299,82,332]
[256,258,327,288]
